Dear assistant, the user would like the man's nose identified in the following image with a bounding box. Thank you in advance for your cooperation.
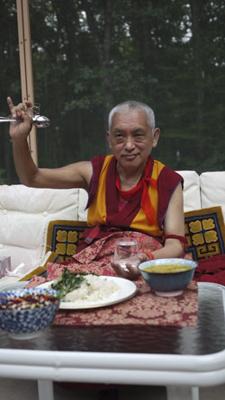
[124,136,135,149]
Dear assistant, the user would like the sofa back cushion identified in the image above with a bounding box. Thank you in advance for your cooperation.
[176,170,201,211]
[200,172,225,220]
[0,185,88,270]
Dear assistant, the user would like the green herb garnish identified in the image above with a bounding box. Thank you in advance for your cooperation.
[51,269,88,299]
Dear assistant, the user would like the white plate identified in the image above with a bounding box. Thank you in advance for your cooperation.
[38,276,137,310]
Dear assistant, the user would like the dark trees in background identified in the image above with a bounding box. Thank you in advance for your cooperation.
[0,0,225,183]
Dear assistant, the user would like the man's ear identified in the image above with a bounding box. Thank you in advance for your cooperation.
[152,128,160,148]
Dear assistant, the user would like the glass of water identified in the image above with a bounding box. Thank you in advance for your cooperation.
[113,239,139,270]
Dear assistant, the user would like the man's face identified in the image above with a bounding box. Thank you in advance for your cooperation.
[107,109,160,171]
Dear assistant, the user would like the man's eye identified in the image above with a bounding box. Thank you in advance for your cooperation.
[134,132,145,141]
[114,133,124,141]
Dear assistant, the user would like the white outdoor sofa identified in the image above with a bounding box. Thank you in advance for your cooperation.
[0,170,225,272]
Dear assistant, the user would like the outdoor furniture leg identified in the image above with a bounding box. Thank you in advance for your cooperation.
[167,385,199,400]
[38,379,54,400]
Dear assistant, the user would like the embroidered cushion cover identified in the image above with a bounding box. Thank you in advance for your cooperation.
[184,206,225,260]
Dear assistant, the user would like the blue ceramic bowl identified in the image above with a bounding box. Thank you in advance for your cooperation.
[138,258,197,296]
[0,287,59,339]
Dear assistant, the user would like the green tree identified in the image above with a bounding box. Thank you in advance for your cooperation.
[1,0,225,183]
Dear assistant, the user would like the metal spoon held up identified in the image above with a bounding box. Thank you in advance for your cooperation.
[0,114,50,128]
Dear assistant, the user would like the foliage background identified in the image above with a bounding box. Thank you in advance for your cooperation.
[0,0,225,183]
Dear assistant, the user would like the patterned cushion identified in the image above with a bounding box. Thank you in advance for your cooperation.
[46,220,87,262]
[185,206,225,260]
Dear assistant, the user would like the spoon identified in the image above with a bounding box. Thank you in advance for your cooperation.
[0,114,50,128]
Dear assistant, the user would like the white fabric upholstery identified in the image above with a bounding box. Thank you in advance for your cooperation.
[77,188,88,221]
[177,170,201,212]
[200,172,225,219]
[0,185,86,270]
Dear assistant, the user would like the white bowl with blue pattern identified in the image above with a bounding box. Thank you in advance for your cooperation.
[0,287,59,339]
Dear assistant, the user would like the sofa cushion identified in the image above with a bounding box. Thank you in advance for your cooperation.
[77,188,88,220]
[185,206,225,260]
[177,170,201,211]
[200,171,225,220]
[0,185,88,270]
[46,220,87,263]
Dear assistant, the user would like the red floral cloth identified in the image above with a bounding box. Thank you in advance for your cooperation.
[49,231,162,280]
[54,280,198,328]
[194,254,225,285]
[28,230,198,328]
[28,231,162,287]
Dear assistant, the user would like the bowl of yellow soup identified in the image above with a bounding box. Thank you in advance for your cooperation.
[138,258,197,296]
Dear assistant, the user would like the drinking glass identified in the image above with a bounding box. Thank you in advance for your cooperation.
[113,239,139,270]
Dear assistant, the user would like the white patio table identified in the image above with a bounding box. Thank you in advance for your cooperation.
[0,282,225,400]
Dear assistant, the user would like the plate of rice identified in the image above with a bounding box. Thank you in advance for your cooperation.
[39,273,137,309]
